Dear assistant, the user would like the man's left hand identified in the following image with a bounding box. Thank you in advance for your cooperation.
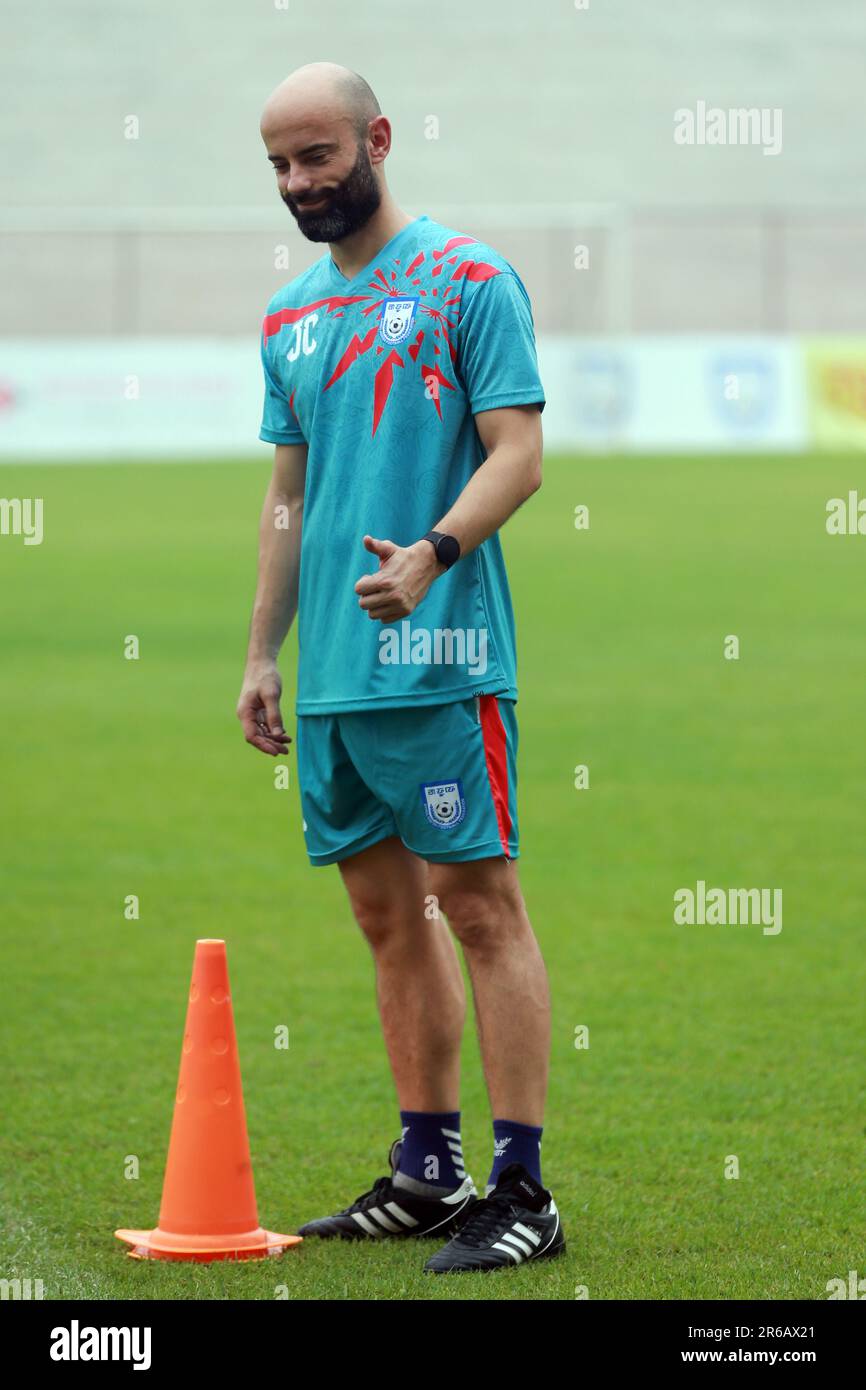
[354,534,444,622]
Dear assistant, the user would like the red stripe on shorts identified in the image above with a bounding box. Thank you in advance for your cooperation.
[479,695,512,858]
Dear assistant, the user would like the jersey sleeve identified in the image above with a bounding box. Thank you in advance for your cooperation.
[457,271,546,417]
[259,326,307,445]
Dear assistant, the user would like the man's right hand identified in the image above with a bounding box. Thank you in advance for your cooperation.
[236,662,291,757]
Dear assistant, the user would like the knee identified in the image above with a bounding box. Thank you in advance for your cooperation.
[438,886,510,952]
[349,891,409,951]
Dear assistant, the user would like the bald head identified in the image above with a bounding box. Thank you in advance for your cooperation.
[261,62,381,143]
[261,63,388,244]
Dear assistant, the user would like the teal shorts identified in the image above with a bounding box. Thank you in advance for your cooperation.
[296,695,518,866]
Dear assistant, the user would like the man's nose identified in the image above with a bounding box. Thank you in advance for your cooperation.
[286,173,315,200]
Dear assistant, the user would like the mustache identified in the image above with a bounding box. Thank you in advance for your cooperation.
[287,191,333,210]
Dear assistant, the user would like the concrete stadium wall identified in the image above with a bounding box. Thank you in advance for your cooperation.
[1,0,864,334]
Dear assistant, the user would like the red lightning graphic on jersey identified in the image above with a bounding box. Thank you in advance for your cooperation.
[372,350,405,434]
[266,234,501,435]
[324,326,379,390]
[261,294,371,339]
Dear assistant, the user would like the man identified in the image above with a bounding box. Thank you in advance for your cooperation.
[237,61,563,1273]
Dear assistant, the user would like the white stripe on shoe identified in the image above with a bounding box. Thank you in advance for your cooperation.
[351,1212,383,1237]
[492,1240,523,1263]
[366,1206,402,1233]
[513,1221,541,1247]
[500,1231,534,1258]
[537,1208,561,1256]
[441,1176,476,1205]
[383,1202,419,1227]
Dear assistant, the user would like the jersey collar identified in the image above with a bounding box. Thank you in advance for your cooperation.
[327,215,428,288]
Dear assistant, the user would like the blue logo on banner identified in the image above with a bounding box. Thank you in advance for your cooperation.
[709,354,777,430]
[571,351,632,432]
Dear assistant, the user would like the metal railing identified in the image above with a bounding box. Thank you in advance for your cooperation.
[2,205,864,336]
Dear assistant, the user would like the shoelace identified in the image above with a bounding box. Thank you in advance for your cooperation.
[340,1175,393,1216]
[452,1192,525,1249]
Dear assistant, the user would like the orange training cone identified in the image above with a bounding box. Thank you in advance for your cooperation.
[115,938,301,1261]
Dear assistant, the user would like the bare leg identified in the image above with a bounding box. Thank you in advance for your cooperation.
[429,857,549,1126]
[338,836,466,1111]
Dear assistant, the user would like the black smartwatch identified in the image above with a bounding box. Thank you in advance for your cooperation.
[422,530,461,570]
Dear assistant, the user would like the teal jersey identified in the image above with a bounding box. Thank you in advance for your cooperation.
[259,215,545,714]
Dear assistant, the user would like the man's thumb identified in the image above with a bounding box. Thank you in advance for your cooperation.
[264,692,284,735]
[363,534,396,562]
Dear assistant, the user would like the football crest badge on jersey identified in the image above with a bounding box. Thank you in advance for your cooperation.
[420,780,466,830]
[378,295,419,346]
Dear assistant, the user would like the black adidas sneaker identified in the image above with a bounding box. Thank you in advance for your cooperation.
[296,1140,477,1240]
[423,1162,565,1272]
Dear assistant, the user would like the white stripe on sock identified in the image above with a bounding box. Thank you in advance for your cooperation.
[441,1128,461,1140]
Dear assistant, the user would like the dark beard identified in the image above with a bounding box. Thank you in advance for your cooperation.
[282,143,382,243]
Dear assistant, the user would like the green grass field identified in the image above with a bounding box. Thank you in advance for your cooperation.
[1,453,864,1301]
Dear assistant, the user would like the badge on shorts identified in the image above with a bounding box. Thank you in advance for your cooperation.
[378,295,419,346]
[420,780,466,829]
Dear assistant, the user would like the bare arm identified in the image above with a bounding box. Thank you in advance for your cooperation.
[236,442,307,755]
[353,404,542,622]
[432,403,542,553]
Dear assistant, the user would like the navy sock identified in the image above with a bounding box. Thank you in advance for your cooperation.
[395,1110,465,1193]
[486,1118,543,1194]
